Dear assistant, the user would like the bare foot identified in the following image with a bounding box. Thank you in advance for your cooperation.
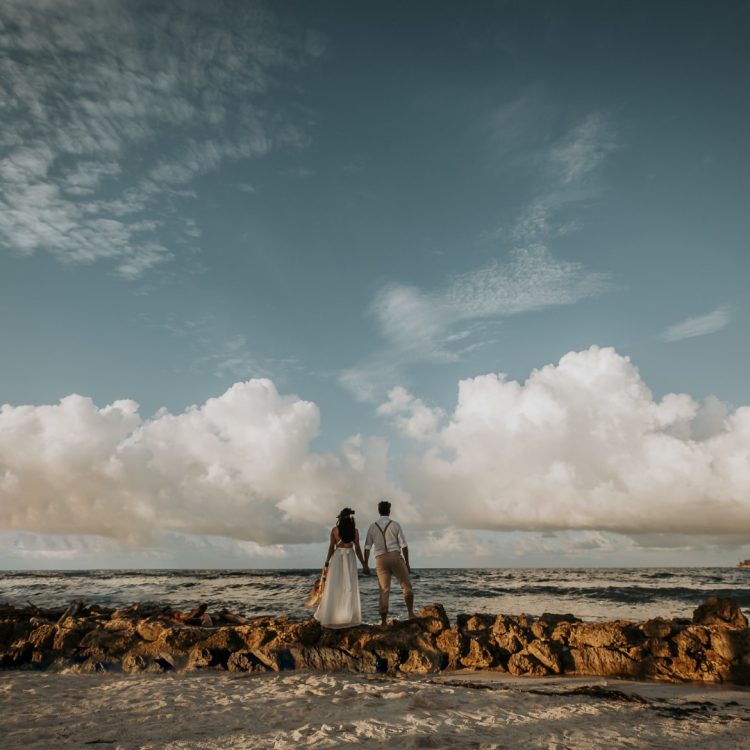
[407,611,417,621]
[380,617,387,626]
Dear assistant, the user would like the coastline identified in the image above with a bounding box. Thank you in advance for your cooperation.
[1,596,749,685]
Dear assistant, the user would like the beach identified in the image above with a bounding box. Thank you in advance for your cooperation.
[2,670,749,749]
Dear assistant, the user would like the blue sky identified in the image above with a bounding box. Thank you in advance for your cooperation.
[1,0,749,568]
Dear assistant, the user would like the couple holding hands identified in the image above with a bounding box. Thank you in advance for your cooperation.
[313,500,415,628]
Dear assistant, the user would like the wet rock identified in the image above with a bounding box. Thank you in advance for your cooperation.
[666,654,700,681]
[399,648,437,674]
[188,646,231,670]
[137,619,170,642]
[642,617,674,639]
[287,646,360,672]
[508,650,550,676]
[52,625,85,653]
[435,627,461,669]
[1,597,749,685]
[526,640,563,674]
[567,621,641,651]
[531,613,580,640]
[693,597,748,628]
[460,637,497,669]
[416,604,450,633]
[491,615,530,655]
[673,625,710,656]
[28,624,57,651]
[227,650,270,673]
[644,637,672,658]
[122,653,148,673]
[568,646,640,678]
[283,619,322,647]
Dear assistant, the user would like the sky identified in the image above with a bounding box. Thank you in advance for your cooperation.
[1,0,749,569]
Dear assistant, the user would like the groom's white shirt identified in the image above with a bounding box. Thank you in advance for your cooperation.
[364,516,407,557]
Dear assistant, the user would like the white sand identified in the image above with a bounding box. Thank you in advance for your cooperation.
[2,671,749,749]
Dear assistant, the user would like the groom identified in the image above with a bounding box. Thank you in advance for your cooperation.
[364,500,415,625]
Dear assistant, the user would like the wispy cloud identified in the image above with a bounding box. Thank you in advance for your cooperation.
[659,307,731,342]
[142,313,300,382]
[0,1,317,278]
[548,113,618,186]
[341,246,611,401]
[340,108,620,403]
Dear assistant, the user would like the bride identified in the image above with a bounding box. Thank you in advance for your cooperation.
[314,507,368,628]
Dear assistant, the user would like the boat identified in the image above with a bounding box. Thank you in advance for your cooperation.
[738,560,750,568]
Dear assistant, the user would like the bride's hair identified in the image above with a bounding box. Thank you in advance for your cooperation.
[336,508,356,544]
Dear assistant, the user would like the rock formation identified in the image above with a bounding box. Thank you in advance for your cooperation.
[1,597,748,685]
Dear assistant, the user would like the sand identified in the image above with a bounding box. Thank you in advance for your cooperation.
[1,671,749,749]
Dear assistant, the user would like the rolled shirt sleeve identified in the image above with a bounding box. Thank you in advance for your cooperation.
[364,524,374,551]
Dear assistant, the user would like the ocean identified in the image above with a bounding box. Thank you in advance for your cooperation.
[2,568,748,623]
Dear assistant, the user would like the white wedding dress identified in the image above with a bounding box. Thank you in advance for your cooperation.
[314,541,362,628]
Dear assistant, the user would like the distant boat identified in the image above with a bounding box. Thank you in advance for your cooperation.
[738,559,750,568]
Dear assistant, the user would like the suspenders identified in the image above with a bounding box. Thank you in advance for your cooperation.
[376,520,393,552]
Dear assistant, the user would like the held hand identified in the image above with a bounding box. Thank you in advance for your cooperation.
[363,565,370,576]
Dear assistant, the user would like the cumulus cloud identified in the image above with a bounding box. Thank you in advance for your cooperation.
[659,307,731,342]
[4,348,750,553]
[0,380,411,545]
[0,0,316,277]
[377,387,445,442]
[391,346,750,536]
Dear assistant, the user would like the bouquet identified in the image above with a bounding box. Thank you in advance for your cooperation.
[304,566,327,608]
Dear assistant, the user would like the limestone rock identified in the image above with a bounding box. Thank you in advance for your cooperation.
[508,650,550,676]
[567,621,641,651]
[227,650,271,673]
[642,617,673,639]
[491,615,530,655]
[693,597,748,628]
[417,604,451,633]
[460,637,496,669]
[1,596,749,686]
[526,640,563,674]
[568,646,640,678]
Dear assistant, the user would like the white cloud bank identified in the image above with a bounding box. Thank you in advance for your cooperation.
[0,380,410,545]
[3,347,750,551]
[383,346,750,536]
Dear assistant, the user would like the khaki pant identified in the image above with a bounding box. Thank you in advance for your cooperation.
[375,551,413,616]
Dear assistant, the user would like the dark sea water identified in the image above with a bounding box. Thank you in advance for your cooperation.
[1,568,749,623]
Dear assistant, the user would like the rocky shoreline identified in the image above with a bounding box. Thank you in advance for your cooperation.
[1,597,748,685]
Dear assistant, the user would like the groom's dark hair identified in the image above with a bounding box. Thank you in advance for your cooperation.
[378,500,391,516]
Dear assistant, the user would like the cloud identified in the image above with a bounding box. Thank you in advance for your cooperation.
[341,111,619,403]
[3,347,750,557]
[141,313,300,381]
[377,387,445,442]
[0,1,316,278]
[341,246,611,401]
[659,307,731,342]
[0,529,287,569]
[548,113,618,186]
[482,106,619,245]
[391,346,750,536]
[0,380,411,546]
